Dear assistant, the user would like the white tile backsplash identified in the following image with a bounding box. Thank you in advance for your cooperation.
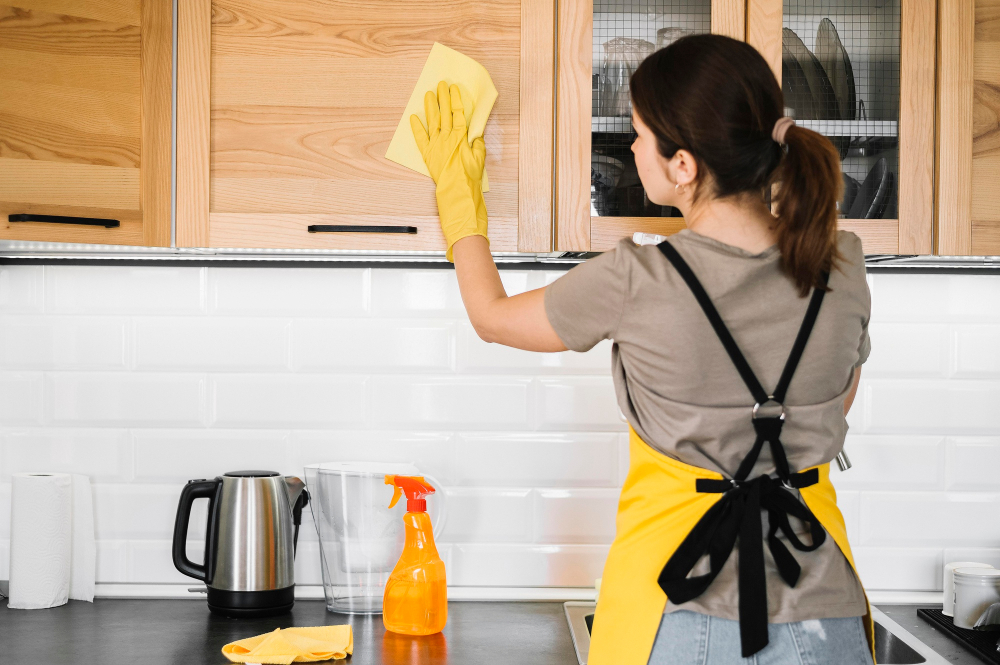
[1,429,133,482]
[210,374,367,427]
[0,265,997,592]
[47,373,207,426]
[0,316,128,370]
[135,317,291,371]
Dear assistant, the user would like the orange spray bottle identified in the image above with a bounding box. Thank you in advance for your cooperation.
[383,475,447,635]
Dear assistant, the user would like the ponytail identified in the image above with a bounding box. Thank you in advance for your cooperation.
[630,34,844,297]
[772,125,843,296]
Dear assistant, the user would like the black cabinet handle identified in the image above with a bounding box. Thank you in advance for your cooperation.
[307,225,417,234]
[9,214,120,228]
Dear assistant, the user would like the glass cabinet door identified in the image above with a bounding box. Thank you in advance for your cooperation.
[749,0,935,255]
[556,0,746,251]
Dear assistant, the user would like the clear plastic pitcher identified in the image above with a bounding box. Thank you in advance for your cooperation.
[304,462,446,614]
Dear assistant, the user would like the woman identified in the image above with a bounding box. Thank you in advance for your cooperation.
[411,34,873,665]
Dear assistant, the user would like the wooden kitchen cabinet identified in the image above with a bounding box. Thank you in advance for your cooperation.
[555,0,936,255]
[936,0,1000,256]
[0,0,172,246]
[176,0,554,253]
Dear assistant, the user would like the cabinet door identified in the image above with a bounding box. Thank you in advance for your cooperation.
[176,0,553,252]
[749,0,936,255]
[0,0,172,246]
[555,0,747,251]
[936,0,999,255]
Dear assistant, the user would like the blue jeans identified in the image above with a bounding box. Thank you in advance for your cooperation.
[647,610,874,665]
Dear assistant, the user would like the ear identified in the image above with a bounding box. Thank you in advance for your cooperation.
[672,149,699,187]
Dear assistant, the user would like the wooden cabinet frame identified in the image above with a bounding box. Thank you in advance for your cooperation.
[556,0,936,255]
[177,0,554,252]
[0,0,172,247]
[936,0,1000,256]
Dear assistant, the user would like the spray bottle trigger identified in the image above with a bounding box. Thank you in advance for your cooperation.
[386,475,403,509]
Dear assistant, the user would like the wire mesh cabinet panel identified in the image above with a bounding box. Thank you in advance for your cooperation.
[556,0,746,251]
[749,0,935,255]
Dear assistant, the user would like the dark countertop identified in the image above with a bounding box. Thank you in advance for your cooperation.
[0,599,985,665]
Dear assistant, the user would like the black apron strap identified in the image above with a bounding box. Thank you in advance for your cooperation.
[655,239,831,658]
[657,240,830,408]
[657,241,769,405]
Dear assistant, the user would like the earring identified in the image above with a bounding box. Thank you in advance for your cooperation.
[675,183,685,195]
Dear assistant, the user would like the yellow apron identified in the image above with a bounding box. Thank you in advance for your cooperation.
[588,428,874,665]
[589,241,875,664]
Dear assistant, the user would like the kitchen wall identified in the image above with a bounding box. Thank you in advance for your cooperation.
[0,264,998,594]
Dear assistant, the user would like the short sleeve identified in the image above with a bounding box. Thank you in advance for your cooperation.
[544,244,630,352]
[839,231,872,368]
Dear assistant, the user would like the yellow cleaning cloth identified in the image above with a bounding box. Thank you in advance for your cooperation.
[385,42,498,191]
[221,625,353,664]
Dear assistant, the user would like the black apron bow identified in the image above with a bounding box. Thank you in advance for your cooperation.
[655,240,831,657]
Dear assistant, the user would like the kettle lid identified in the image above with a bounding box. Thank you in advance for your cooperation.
[224,470,280,478]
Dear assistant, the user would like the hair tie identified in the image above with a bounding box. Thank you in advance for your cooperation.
[772,116,795,144]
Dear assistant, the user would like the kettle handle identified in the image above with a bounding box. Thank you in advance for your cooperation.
[172,478,220,582]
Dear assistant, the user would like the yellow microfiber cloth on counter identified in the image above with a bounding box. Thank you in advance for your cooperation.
[221,625,353,664]
[385,42,498,191]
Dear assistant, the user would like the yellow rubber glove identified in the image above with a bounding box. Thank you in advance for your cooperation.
[410,81,488,261]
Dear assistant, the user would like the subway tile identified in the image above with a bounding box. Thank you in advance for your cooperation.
[942,548,1000,570]
[831,436,945,490]
[0,265,43,313]
[1,429,132,482]
[127,540,206,584]
[860,492,1000,547]
[47,373,207,427]
[44,266,205,315]
[0,316,128,370]
[291,319,454,372]
[0,539,7,578]
[96,540,128,584]
[288,431,452,481]
[535,377,625,431]
[133,430,290,482]
[448,433,621,487]
[0,372,43,424]
[852,548,943,591]
[293,540,323,585]
[457,324,612,374]
[866,380,1000,434]
[369,376,530,429]
[835,490,860,543]
[211,375,367,428]
[534,489,619,544]
[370,270,465,316]
[93,485,195,540]
[946,438,1000,490]
[439,489,533,543]
[0,483,9,538]
[208,268,368,316]
[449,544,609,587]
[134,317,290,371]
[870,274,1000,324]
[953,325,1000,378]
[863,323,948,378]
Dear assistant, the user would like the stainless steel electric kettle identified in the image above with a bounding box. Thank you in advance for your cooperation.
[172,470,309,617]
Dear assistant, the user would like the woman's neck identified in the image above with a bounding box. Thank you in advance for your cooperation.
[681,193,778,254]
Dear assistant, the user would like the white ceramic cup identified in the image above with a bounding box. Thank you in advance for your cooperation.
[953,568,1000,629]
[943,561,993,616]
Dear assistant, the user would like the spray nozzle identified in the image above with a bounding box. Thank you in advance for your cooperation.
[385,475,436,513]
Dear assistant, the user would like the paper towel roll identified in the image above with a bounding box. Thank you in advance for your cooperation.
[8,473,73,609]
[7,473,96,609]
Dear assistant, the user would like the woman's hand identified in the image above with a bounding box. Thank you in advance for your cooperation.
[410,81,488,261]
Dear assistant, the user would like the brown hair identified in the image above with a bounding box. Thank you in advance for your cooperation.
[630,34,842,296]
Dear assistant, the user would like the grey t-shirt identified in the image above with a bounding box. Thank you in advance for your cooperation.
[545,229,870,623]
